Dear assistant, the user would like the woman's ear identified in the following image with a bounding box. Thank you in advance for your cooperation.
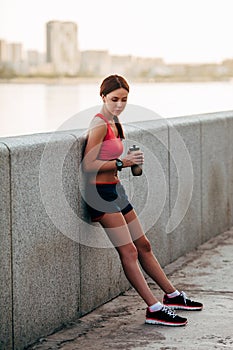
[102,94,106,102]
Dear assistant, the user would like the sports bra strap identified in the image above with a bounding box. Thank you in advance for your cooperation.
[95,113,110,125]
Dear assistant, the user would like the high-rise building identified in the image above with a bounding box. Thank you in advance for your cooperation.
[0,40,23,64]
[0,40,8,62]
[0,40,26,75]
[46,20,80,75]
[8,43,23,63]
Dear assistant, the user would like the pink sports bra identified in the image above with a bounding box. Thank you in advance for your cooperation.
[95,113,123,161]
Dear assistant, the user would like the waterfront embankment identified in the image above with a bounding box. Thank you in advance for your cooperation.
[1,110,233,349]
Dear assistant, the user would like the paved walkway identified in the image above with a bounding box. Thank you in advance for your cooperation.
[28,230,233,350]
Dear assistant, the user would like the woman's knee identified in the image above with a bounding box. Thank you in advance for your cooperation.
[135,236,152,255]
[117,243,138,263]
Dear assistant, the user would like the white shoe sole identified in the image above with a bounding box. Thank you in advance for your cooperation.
[145,319,187,327]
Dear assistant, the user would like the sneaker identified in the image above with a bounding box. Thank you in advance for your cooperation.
[145,306,188,327]
[163,291,203,311]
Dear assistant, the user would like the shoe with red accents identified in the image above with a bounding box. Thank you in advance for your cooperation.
[163,291,203,311]
[145,306,188,327]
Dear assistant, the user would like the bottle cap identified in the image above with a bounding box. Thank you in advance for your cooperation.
[129,145,140,151]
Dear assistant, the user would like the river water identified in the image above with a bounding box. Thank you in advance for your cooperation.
[1,81,233,137]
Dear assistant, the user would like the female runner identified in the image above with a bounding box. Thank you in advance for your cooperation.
[83,74,203,326]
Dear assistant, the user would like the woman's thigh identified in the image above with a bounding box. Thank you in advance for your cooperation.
[100,212,134,248]
[123,209,153,256]
[123,209,146,242]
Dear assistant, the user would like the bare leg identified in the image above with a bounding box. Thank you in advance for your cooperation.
[100,212,158,306]
[124,209,176,294]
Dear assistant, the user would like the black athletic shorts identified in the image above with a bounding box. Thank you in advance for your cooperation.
[85,182,133,222]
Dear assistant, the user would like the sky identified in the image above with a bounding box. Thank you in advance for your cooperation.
[0,0,233,63]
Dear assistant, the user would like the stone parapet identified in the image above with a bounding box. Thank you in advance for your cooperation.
[0,110,233,349]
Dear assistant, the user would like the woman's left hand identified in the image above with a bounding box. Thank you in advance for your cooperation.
[122,150,144,168]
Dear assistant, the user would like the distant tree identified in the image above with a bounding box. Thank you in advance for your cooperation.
[0,65,17,79]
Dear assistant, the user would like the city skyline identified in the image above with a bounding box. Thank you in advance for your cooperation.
[0,0,233,64]
[1,18,233,80]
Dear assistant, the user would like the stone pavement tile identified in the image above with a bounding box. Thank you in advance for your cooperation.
[27,230,233,350]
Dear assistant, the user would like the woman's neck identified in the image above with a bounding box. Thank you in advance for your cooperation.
[100,106,114,121]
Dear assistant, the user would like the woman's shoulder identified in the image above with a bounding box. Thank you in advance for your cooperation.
[88,115,107,135]
[90,115,107,127]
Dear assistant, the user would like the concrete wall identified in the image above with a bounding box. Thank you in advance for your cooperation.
[0,111,233,349]
[0,143,12,350]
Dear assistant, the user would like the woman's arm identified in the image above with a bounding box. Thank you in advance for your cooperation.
[83,118,144,173]
[83,119,118,173]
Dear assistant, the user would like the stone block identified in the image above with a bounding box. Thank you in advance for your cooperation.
[0,143,12,350]
[201,113,229,242]
[226,113,233,228]
[79,245,129,315]
[125,119,170,267]
[3,133,80,349]
[74,135,130,315]
[167,116,202,261]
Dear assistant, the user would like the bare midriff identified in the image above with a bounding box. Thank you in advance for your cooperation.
[89,168,119,185]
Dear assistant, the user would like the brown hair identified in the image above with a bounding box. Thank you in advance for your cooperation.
[100,74,129,96]
[100,75,130,139]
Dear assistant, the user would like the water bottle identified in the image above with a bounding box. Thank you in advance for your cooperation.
[129,145,143,176]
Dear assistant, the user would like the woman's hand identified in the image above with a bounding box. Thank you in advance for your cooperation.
[122,150,144,168]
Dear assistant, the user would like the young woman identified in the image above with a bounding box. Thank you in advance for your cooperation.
[83,74,203,327]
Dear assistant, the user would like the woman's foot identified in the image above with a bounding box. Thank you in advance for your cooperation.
[163,291,203,311]
[145,306,188,326]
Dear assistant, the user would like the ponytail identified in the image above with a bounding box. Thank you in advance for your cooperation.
[113,115,125,139]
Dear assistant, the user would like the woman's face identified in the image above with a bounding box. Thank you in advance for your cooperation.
[103,88,128,116]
